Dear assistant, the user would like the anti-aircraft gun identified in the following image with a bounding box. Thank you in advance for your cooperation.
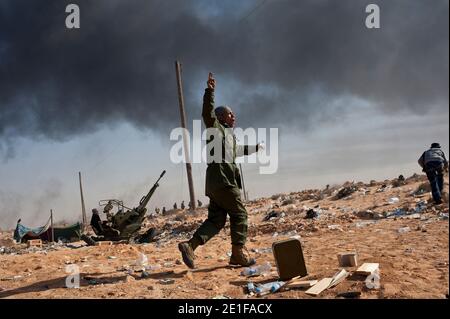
[82,170,166,245]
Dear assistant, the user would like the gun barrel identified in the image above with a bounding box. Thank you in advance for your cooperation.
[136,170,166,213]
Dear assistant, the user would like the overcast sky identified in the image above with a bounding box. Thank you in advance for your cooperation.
[0,0,448,229]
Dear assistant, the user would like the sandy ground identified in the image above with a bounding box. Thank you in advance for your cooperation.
[0,173,448,299]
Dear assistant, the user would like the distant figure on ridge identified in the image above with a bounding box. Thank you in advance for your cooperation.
[418,142,448,204]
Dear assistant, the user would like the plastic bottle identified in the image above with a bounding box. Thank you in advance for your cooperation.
[241,262,272,276]
[145,264,161,272]
[136,253,148,270]
[254,281,285,295]
[269,282,284,293]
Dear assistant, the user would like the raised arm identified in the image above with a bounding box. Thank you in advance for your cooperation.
[202,72,217,128]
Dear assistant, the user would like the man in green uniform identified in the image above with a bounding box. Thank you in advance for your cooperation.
[178,73,260,269]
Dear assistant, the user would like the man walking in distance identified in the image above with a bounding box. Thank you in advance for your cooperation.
[418,142,448,204]
[178,73,260,269]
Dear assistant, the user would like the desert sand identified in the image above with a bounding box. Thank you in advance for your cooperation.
[0,173,448,299]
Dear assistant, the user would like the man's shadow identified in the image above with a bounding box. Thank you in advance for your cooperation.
[1,266,242,298]
[0,272,125,299]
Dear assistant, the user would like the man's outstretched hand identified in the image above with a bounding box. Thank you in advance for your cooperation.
[207,72,216,90]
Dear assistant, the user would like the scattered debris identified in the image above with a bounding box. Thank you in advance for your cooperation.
[334,185,358,199]
[88,279,100,285]
[159,278,175,285]
[272,238,308,280]
[355,221,377,228]
[254,280,285,296]
[251,247,272,254]
[241,262,272,277]
[1,275,23,281]
[355,210,383,220]
[247,282,255,294]
[398,227,411,234]
[305,278,333,296]
[328,225,343,231]
[356,263,379,275]
[135,253,148,270]
[263,210,280,221]
[376,184,392,193]
[27,239,43,248]
[328,269,349,288]
[413,182,431,196]
[338,253,358,267]
[283,279,318,290]
[388,197,400,204]
[414,200,428,213]
[385,208,410,218]
[305,208,321,219]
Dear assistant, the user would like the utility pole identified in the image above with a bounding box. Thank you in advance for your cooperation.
[175,61,196,210]
[50,209,55,243]
[239,163,248,201]
[79,172,87,230]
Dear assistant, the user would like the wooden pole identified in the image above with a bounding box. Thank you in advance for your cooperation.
[175,61,196,210]
[79,171,87,230]
[239,163,248,201]
[50,209,55,243]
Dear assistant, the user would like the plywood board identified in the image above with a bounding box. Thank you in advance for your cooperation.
[272,238,307,280]
[356,263,379,275]
[305,278,333,296]
[329,269,348,288]
[285,279,318,289]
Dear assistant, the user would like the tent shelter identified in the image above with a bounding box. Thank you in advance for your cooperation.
[14,218,82,243]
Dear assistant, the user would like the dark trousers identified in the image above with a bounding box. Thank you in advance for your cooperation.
[425,161,444,203]
[193,187,248,246]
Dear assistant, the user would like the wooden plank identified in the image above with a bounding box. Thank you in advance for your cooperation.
[305,278,333,296]
[355,263,379,275]
[337,253,358,267]
[284,279,318,289]
[328,269,348,288]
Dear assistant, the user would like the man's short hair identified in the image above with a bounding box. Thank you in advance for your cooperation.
[215,105,232,119]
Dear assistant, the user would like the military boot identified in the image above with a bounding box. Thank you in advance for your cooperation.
[178,237,201,269]
[178,242,196,269]
[229,244,256,267]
